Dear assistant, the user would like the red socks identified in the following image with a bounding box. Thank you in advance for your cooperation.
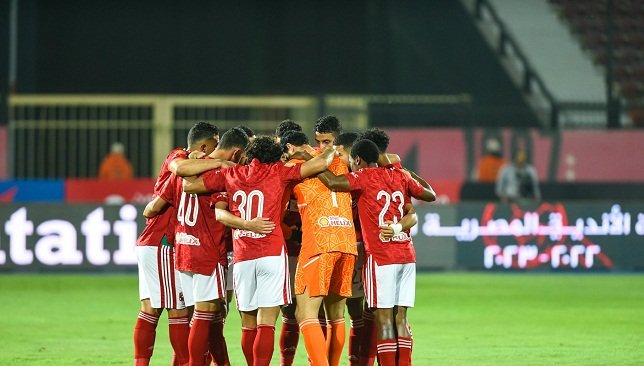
[253,324,276,366]
[376,340,397,366]
[397,337,412,366]
[348,318,363,365]
[168,315,190,366]
[189,310,215,366]
[208,312,229,366]
[134,311,159,365]
[241,327,258,365]
[279,315,300,365]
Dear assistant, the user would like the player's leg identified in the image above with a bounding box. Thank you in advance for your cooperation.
[164,245,190,366]
[234,258,259,365]
[183,264,226,366]
[208,264,232,366]
[365,256,398,366]
[253,248,291,366]
[279,255,300,366]
[324,252,354,366]
[134,246,163,366]
[347,242,365,365]
[394,262,416,366]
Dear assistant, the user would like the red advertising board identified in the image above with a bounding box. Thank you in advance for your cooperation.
[65,179,156,204]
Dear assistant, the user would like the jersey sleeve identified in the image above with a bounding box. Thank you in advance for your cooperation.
[345,170,365,192]
[404,172,426,198]
[210,191,228,208]
[202,168,226,192]
[280,163,303,184]
[159,175,176,205]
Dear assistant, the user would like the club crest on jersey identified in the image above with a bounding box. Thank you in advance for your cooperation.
[175,232,201,246]
[379,232,411,243]
[233,229,267,239]
[318,216,352,228]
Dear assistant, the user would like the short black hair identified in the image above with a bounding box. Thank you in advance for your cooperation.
[236,125,256,138]
[315,115,342,136]
[187,122,218,146]
[280,131,309,152]
[358,128,389,153]
[218,127,249,150]
[333,132,359,149]
[276,119,302,139]
[351,139,380,164]
[246,136,283,164]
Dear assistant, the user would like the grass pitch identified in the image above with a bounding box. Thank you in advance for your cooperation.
[0,273,642,365]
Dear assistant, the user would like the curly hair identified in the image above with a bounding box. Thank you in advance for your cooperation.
[357,128,389,153]
[245,136,284,164]
[275,119,302,139]
[315,115,342,136]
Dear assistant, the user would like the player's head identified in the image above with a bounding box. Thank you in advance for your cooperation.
[358,128,390,154]
[275,119,302,143]
[333,132,359,165]
[350,139,380,171]
[216,127,250,164]
[187,122,219,154]
[245,136,284,164]
[280,131,309,156]
[513,147,527,167]
[315,115,342,149]
[236,125,256,142]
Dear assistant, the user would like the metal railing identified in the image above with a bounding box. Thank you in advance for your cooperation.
[8,93,470,179]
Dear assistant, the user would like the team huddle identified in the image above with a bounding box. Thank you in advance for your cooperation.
[133,116,436,366]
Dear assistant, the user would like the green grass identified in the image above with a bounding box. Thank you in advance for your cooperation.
[0,273,643,365]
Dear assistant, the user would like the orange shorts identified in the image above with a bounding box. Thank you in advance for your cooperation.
[295,252,356,298]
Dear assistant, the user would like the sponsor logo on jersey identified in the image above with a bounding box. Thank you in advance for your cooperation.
[233,229,267,239]
[175,232,201,246]
[317,216,353,228]
[379,232,411,243]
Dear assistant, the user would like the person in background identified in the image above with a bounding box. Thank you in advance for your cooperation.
[477,138,504,183]
[496,147,540,202]
[99,142,134,180]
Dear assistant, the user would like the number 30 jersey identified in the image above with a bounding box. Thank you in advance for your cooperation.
[346,167,425,265]
[202,159,302,263]
[159,172,227,275]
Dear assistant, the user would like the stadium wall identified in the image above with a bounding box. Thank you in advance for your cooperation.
[1,202,642,272]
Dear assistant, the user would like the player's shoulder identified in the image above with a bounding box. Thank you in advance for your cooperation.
[166,147,188,161]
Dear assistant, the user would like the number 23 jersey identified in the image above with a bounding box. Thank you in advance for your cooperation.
[346,167,425,265]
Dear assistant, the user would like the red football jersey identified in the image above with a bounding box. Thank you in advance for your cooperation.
[346,167,425,265]
[202,159,302,262]
[137,147,188,247]
[160,173,227,275]
[281,184,302,257]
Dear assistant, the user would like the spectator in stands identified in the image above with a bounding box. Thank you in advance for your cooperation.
[98,142,133,180]
[476,138,505,182]
[496,147,540,203]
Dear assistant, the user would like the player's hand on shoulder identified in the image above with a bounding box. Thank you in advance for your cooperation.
[289,150,314,161]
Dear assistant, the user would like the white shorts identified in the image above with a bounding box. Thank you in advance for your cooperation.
[364,255,415,309]
[137,245,185,310]
[233,248,291,312]
[225,251,234,291]
[288,255,298,298]
[350,242,366,299]
[179,263,227,307]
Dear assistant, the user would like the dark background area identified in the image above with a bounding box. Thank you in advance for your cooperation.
[1,0,537,127]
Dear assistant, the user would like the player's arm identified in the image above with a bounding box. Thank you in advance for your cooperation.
[143,196,169,218]
[299,147,335,178]
[170,158,235,177]
[182,176,209,194]
[317,170,351,192]
[379,203,417,239]
[404,169,436,202]
[213,201,275,234]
